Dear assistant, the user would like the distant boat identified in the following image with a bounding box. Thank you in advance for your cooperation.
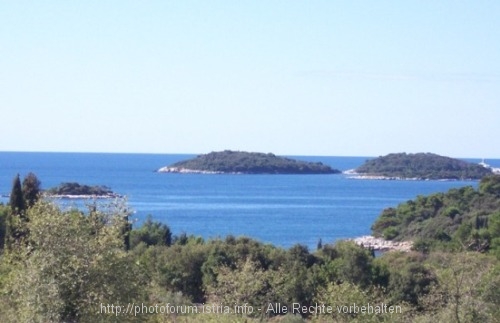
[479,158,490,168]
[479,159,500,174]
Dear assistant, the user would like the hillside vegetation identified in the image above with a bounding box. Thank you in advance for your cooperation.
[160,150,340,174]
[1,173,499,322]
[356,153,491,180]
[372,174,500,254]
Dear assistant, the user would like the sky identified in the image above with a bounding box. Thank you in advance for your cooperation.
[1,1,500,158]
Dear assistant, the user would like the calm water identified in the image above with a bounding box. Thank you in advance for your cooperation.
[1,152,498,249]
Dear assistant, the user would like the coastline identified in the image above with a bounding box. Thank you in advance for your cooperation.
[44,194,122,199]
[343,170,476,181]
[350,235,413,252]
[1,153,498,251]
[157,167,228,174]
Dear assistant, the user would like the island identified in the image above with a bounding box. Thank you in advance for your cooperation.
[45,182,121,198]
[352,152,491,180]
[157,150,341,174]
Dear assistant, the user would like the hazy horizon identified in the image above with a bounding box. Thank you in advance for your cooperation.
[0,149,497,161]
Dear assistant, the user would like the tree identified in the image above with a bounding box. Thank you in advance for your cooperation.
[6,174,28,247]
[0,205,8,250]
[331,241,374,288]
[205,259,278,316]
[122,214,132,251]
[130,215,172,248]
[317,238,323,250]
[314,282,393,322]
[148,243,208,302]
[9,174,25,214]
[22,172,41,208]
[479,174,500,196]
[420,252,498,323]
[0,200,148,322]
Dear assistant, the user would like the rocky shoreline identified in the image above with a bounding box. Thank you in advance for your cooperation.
[157,167,228,174]
[343,170,464,181]
[350,235,413,252]
[45,193,122,199]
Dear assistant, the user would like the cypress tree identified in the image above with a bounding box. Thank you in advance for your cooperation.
[317,238,323,250]
[22,172,41,208]
[6,174,27,247]
[122,215,132,251]
[9,174,25,214]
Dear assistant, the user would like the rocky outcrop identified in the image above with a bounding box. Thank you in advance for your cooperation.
[351,235,413,252]
[157,167,224,174]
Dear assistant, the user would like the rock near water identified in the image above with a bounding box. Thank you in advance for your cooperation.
[351,235,413,252]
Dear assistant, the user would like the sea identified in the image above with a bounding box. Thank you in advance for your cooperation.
[1,152,499,250]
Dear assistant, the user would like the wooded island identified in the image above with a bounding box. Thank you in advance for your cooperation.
[355,152,491,180]
[45,182,119,198]
[158,150,341,174]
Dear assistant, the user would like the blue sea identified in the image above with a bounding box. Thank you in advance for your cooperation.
[1,152,499,250]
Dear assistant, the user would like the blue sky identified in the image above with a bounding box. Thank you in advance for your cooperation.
[1,1,499,157]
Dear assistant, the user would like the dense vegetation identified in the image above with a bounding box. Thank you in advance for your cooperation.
[46,182,117,197]
[0,173,499,322]
[372,175,500,254]
[356,153,491,180]
[161,150,340,174]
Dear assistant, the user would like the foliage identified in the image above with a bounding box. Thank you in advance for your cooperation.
[479,174,500,196]
[167,150,340,174]
[6,173,32,247]
[375,252,435,307]
[356,153,491,180]
[22,172,41,208]
[137,243,209,303]
[314,282,397,322]
[205,259,277,315]
[371,176,500,255]
[130,215,172,248]
[416,252,500,323]
[0,205,7,250]
[0,200,148,322]
[329,241,374,288]
[1,173,500,322]
[9,174,25,213]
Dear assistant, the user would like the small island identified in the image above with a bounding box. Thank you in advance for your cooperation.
[157,150,341,174]
[45,182,120,198]
[352,152,492,180]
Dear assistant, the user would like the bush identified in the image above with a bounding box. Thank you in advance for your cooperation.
[383,227,399,240]
[0,200,148,322]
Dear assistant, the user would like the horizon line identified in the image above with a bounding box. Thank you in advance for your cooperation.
[0,150,498,160]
